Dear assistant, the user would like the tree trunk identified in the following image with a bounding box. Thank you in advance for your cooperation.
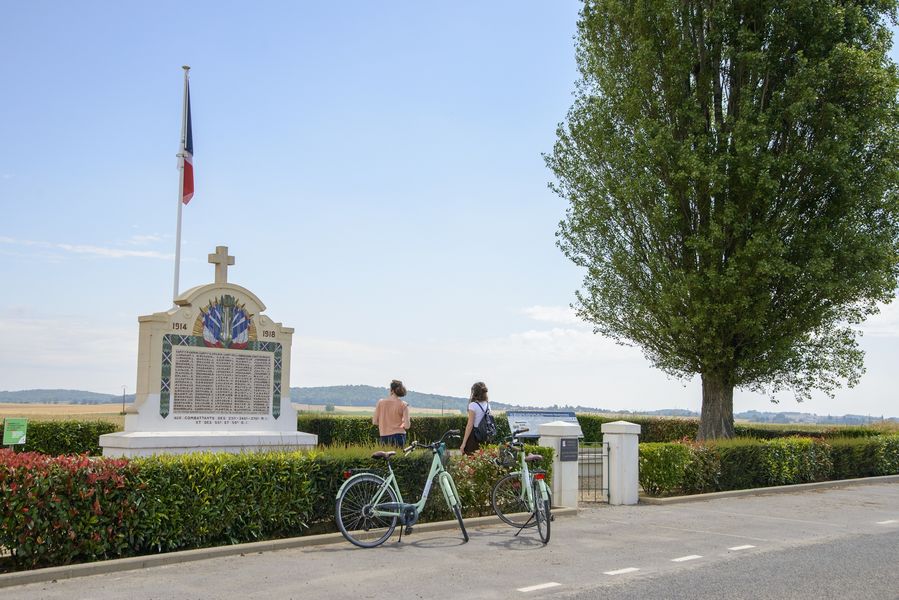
[697,372,735,440]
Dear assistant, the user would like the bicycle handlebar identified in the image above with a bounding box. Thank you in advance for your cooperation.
[404,430,461,454]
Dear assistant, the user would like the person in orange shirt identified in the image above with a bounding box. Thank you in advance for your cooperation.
[372,379,411,446]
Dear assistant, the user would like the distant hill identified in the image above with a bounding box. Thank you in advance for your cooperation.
[292,385,517,413]
[0,389,130,404]
[1,387,895,423]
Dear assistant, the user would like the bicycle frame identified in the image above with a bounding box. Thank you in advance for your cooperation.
[336,442,460,522]
[505,440,551,512]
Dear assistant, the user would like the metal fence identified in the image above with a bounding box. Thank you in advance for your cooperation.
[578,441,609,503]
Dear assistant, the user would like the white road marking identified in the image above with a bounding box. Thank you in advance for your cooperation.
[604,567,639,575]
[728,545,756,551]
[671,555,702,562]
[876,520,897,525]
[517,582,562,593]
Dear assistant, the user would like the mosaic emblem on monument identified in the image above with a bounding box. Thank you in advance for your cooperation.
[192,294,256,349]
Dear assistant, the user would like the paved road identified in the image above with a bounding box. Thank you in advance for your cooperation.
[12,482,898,600]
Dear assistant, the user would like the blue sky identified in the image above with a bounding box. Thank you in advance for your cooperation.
[1,2,897,418]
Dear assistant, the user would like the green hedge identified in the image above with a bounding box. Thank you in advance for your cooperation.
[296,415,512,449]
[0,443,552,570]
[0,416,886,457]
[639,434,899,497]
[298,415,885,447]
[0,420,118,455]
[638,443,693,496]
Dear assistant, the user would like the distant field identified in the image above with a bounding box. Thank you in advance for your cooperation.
[0,403,459,424]
[0,403,125,427]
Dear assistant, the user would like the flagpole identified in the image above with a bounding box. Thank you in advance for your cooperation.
[173,65,190,304]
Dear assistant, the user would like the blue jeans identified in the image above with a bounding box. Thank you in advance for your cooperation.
[380,433,406,447]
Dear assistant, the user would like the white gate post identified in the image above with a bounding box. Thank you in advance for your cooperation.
[538,420,583,508]
[601,421,641,505]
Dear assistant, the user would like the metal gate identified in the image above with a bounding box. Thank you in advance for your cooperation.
[578,441,609,503]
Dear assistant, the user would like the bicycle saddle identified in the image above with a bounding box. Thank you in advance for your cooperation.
[525,454,543,463]
[371,451,396,460]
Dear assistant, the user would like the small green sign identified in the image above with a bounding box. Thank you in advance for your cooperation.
[3,418,27,445]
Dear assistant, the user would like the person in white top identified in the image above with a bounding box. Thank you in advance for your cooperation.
[461,381,489,455]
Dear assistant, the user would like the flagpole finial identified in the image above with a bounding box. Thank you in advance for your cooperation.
[182,65,190,71]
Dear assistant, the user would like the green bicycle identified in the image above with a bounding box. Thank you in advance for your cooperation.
[335,429,469,548]
[491,427,552,544]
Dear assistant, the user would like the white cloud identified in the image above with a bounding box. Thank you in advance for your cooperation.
[470,327,640,363]
[0,236,171,260]
[55,243,171,259]
[521,305,584,326]
[126,234,164,246]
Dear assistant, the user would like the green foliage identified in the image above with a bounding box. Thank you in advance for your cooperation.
[829,435,899,479]
[449,449,507,516]
[129,452,318,553]
[638,443,693,496]
[760,438,833,486]
[732,424,882,440]
[680,442,721,494]
[0,420,118,455]
[640,435,899,496]
[710,437,833,490]
[548,0,899,439]
[295,416,378,446]
[324,404,335,412]
[577,414,698,442]
[449,444,555,514]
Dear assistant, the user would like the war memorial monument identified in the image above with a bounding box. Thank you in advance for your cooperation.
[100,246,316,456]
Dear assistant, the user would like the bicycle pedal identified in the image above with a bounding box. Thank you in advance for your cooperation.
[404,526,414,535]
[550,515,555,522]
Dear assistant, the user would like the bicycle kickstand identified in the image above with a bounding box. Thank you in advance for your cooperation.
[513,513,536,537]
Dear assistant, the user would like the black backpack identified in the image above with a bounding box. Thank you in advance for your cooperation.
[473,403,497,442]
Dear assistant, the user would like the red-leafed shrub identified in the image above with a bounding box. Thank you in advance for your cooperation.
[0,449,140,569]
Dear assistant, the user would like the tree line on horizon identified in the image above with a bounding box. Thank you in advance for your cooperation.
[0,387,894,424]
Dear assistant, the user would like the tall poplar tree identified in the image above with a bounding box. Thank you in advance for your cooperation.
[547,0,899,438]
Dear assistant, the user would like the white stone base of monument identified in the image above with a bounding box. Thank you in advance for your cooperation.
[99,430,318,458]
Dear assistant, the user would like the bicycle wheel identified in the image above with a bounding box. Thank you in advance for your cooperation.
[335,474,398,548]
[492,473,536,528]
[533,480,551,544]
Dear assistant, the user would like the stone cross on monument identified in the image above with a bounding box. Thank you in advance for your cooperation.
[208,246,235,284]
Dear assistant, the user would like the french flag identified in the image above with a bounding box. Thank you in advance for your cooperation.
[181,83,194,205]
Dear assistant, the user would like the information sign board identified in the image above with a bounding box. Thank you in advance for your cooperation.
[505,411,578,438]
[3,418,28,445]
